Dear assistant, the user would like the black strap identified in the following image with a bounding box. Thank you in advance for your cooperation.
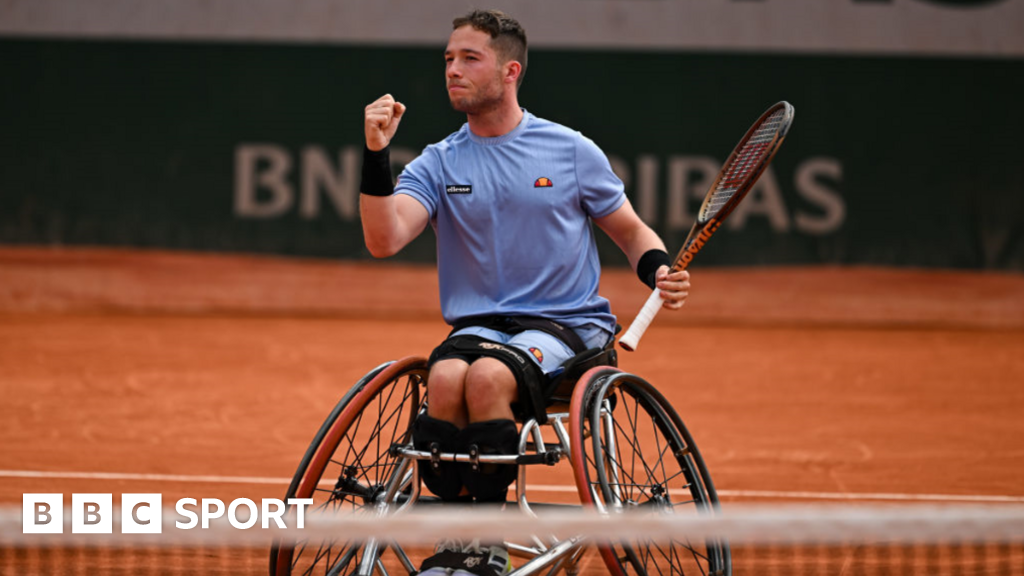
[360,146,395,196]
[637,248,671,289]
[450,315,587,355]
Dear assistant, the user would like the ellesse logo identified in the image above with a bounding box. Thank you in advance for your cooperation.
[529,347,544,363]
[446,185,472,194]
[534,177,553,188]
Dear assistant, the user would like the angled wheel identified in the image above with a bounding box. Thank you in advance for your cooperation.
[270,357,428,576]
[569,369,731,576]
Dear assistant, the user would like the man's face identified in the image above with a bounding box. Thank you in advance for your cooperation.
[445,25,507,114]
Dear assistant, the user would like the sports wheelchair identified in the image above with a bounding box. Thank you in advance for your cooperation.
[270,337,730,576]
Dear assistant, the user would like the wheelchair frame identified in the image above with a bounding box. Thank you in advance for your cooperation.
[270,349,730,576]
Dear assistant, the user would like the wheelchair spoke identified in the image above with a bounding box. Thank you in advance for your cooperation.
[679,538,712,574]
[323,376,419,508]
[572,372,730,576]
[288,494,364,574]
[374,378,419,482]
[302,539,350,576]
[650,538,689,575]
[336,408,368,474]
[274,359,427,576]
[652,411,671,491]
[627,393,642,498]
[340,378,412,472]
[608,422,666,506]
[616,398,668,492]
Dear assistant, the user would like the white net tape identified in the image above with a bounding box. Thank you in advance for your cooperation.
[4,504,1024,548]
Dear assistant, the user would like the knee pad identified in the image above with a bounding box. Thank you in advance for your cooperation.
[457,419,519,503]
[412,414,464,501]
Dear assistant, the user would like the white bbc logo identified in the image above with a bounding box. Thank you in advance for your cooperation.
[71,493,112,534]
[23,494,163,534]
[122,493,163,534]
[22,493,63,534]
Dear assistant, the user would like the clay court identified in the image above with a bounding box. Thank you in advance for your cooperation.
[2,247,1024,574]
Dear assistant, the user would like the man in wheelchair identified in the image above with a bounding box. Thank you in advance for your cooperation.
[360,9,690,576]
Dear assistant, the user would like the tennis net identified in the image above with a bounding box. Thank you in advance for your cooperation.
[2,503,1023,575]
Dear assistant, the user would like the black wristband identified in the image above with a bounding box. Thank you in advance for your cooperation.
[637,249,671,289]
[360,145,395,197]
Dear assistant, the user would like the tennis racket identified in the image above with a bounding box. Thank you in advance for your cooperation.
[619,101,795,352]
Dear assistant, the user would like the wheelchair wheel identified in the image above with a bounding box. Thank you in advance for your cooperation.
[569,369,731,576]
[270,357,428,576]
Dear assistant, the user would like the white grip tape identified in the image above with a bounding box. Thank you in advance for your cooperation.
[618,287,663,351]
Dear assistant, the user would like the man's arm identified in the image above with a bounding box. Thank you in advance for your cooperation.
[360,195,430,258]
[360,94,430,258]
[594,200,691,310]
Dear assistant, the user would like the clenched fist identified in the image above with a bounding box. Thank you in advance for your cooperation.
[365,94,407,152]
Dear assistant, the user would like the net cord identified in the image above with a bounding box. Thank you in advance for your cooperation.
[4,504,1024,548]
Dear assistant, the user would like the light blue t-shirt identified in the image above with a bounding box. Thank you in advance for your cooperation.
[395,111,625,336]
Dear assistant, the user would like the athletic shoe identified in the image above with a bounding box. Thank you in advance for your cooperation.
[434,538,466,555]
[418,538,468,576]
[454,539,512,576]
[420,538,512,576]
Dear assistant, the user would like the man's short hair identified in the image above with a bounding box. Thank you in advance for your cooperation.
[452,9,528,88]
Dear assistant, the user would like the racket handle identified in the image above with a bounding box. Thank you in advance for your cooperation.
[618,287,663,352]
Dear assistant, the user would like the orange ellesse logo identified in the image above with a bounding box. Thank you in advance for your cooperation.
[534,177,553,188]
[529,347,544,363]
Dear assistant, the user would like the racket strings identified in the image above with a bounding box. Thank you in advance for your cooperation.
[702,109,786,220]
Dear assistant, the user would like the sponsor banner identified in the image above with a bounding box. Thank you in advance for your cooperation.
[1,39,1022,269]
[1,0,1023,58]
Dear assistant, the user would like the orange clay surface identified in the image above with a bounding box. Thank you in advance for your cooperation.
[2,247,1024,574]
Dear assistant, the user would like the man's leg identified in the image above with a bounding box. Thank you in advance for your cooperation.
[415,359,473,501]
[463,358,517,423]
[428,358,471,427]
[416,335,519,576]
[458,329,580,501]
[458,358,519,502]
[421,328,577,502]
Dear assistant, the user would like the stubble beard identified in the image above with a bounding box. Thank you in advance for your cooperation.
[448,75,505,116]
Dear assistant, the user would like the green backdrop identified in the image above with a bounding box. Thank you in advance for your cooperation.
[2,39,1022,269]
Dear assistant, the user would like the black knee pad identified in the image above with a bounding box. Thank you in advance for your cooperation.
[457,419,519,503]
[412,414,464,501]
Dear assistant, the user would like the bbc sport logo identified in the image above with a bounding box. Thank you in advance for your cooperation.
[23,493,313,534]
